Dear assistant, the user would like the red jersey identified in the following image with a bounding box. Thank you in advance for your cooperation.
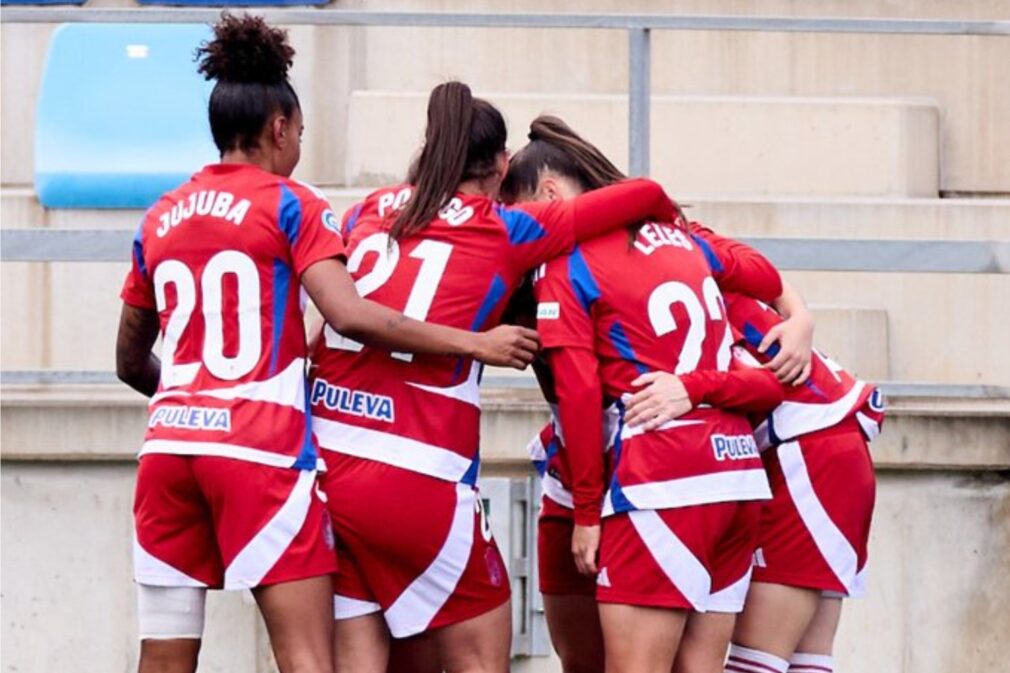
[310,179,681,485]
[535,222,784,524]
[724,293,885,448]
[120,163,346,470]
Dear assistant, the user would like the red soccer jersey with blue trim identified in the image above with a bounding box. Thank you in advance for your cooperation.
[309,184,587,485]
[724,293,885,447]
[534,222,777,522]
[309,179,679,485]
[120,163,346,469]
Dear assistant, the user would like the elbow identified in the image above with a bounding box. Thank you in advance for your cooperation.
[325,310,369,343]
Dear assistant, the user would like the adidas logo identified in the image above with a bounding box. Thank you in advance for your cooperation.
[597,567,612,587]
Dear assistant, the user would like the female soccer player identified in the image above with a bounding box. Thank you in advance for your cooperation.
[627,293,884,673]
[500,115,815,673]
[500,120,791,673]
[115,19,537,673]
[309,81,684,673]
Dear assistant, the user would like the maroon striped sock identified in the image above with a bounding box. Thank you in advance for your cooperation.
[725,644,789,673]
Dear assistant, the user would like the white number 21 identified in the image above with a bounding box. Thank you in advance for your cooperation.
[325,232,452,362]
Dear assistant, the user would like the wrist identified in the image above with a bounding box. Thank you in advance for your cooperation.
[678,373,705,407]
[574,507,601,527]
[463,330,483,360]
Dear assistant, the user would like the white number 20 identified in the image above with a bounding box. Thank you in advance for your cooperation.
[324,232,452,362]
[154,251,262,387]
[647,276,732,374]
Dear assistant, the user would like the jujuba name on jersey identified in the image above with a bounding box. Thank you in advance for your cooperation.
[310,380,395,422]
[633,222,694,256]
[149,406,232,431]
[711,433,759,461]
[156,190,253,238]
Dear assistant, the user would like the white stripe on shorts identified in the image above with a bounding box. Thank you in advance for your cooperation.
[133,535,208,588]
[628,509,711,611]
[778,441,859,594]
[223,469,316,590]
[384,483,476,637]
[334,595,382,619]
[705,566,752,613]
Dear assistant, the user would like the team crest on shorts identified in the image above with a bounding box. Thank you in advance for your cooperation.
[485,547,504,587]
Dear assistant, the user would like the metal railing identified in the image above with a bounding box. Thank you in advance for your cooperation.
[3,7,1009,176]
[3,228,1009,273]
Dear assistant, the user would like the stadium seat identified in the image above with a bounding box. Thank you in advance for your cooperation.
[0,0,83,5]
[137,0,327,6]
[34,24,218,208]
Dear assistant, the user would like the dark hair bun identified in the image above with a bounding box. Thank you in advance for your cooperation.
[196,13,294,85]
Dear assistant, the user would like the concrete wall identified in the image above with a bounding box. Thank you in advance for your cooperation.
[1,387,1008,673]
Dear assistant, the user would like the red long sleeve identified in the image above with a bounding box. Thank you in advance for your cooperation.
[690,223,783,303]
[571,178,679,242]
[547,347,606,526]
[680,355,785,415]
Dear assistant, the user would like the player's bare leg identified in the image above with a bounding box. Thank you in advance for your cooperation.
[253,576,335,673]
[432,600,511,673]
[671,612,736,673]
[387,632,440,673]
[334,611,390,673]
[543,594,605,673]
[138,639,201,673]
[599,603,689,673]
[793,596,843,655]
[730,582,821,659]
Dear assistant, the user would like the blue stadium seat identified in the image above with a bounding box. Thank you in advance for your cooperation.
[35,24,218,208]
[0,0,84,5]
[137,0,326,6]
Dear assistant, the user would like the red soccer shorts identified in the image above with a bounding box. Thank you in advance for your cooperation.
[537,509,597,597]
[321,453,511,638]
[752,422,876,597]
[596,500,761,612]
[133,454,337,590]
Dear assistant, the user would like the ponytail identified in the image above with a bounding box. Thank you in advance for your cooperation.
[501,114,686,229]
[392,81,507,239]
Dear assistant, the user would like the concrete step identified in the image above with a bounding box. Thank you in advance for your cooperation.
[347,91,940,197]
[5,186,1010,239]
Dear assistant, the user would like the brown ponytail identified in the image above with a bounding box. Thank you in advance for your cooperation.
[391,81,507,239]
[501,114,686,231]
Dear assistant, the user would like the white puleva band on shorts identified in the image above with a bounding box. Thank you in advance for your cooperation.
[137,584,207,640]
[383,483,477,638]
[333,595,382,620]
[628,509,711,611]
[224,468,317,590]
[777,442,862,597]
[706,566,753,613]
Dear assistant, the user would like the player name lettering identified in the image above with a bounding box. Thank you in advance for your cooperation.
[149,406,232,431]
[633,222,694,256]
[311,380,395,422]
[711,433,759,461]
[156,190,253,237]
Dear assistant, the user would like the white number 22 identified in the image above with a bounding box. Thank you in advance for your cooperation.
[647,276,732,374]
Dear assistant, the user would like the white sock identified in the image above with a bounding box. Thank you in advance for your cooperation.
[788,652,834,673]
[725,643,789,673]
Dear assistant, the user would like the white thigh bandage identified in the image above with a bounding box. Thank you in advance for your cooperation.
[137,584,207,640]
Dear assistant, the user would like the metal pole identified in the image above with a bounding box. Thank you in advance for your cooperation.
[628,27,651,177]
